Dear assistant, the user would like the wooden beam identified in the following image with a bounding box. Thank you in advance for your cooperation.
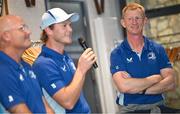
[146,4,180,18]
[94,0,101,14]
[25,0,31,7]
[94,0,104,15]
[31,0,35,6]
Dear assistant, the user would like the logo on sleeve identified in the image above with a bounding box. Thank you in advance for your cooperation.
[8,95,14,102]
[115,66,119,70]
[148,52,156,60]
[167,61,171,65]
[51,83,56,89]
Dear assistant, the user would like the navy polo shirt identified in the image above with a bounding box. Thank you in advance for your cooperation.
[0,51,46,113]
[110,37,172,106]
[32,45,90,113]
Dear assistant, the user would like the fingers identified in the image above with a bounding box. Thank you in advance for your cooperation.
[86,50,96,62]
[82,48,92,55]
[122,71,131,78]
[82,48,96,62]
[78,48,97,71]
[77,48,97,74]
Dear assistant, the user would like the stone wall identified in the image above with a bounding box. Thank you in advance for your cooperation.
[143,0,180,109]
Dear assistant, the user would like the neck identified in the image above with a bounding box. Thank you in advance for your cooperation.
[46,40,64,54]
[3,48,23,63]
[127,34,144,53]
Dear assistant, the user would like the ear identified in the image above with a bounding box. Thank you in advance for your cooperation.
[44,27,53,36]
[120,19,126,28]
[144,17,148,24]
[0,32,11,48]
[1,31,11,43]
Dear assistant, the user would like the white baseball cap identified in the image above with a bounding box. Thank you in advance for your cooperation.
[40,8,80,30]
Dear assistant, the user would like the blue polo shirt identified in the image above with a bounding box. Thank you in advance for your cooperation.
[110,37,172,106]
[0,51,46,113]
[32,45,90,113]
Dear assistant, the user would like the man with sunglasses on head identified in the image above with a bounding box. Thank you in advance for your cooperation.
[32,8,97,113]
[110,3,180,113]
[0,15,54,113]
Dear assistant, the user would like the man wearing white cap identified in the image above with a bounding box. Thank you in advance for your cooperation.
[32,8,97,113]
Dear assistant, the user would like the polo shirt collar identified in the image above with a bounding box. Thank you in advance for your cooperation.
[41,45,67,60]
[143,36,149,51]
[0,51,22,70]
[123,38,132,51]
[122,36,149,52]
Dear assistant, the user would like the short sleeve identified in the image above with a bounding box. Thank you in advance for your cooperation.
[158,46,172,69]
[110,49,126,75]
[0,67,25,110]
[33,59,65,96]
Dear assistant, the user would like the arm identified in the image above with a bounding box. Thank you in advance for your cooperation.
[8,103,31,113]
[42,96,54,114]
[113,71,162,94]
[145,68,176,94]
[0,68,31,113]
[52,48,96,109]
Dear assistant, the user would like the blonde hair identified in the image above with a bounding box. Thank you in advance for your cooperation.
[122,3,145,18]
[40,30,48,43]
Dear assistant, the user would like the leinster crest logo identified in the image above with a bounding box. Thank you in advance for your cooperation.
[148,52,156,60]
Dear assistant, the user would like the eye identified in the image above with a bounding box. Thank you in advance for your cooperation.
[63,24,66,27]
[127,17,132,21]
[69,23,72,27]
[135,17,140,20]
[19,24,29,31]
[19,26,25,31]
[63,23,72,28]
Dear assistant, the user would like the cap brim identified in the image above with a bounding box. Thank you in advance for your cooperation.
[69,13,80,22]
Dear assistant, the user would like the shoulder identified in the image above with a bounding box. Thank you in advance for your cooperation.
[32,54,58,74]
[0,65,18,85]
[111,41,125,57]
[145,38,168,60]
[34,54,56,66]
[0,63,13,76]
[147,38,164,49]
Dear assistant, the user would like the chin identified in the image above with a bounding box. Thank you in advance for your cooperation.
[130,30,141,35]
[25,44,31,50]
[66,41,72,45]
[25,41,32,48]
[67,39,72,43]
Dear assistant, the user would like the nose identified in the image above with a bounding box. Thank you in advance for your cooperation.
[131,18,138,23]
[25,28,31,35]
[67,24,72,32]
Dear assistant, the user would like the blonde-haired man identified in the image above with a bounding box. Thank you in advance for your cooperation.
[110,3,180,113]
